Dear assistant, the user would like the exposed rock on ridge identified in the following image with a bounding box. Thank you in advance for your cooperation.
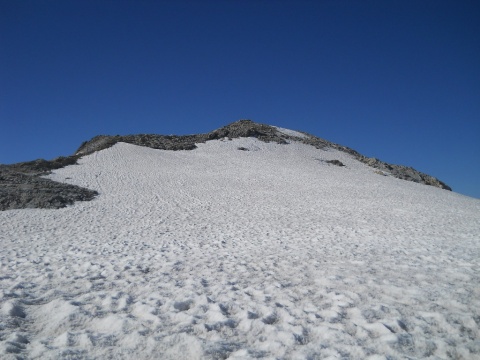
[0,158,98,211]
[75,119,451,191]
[0,119,450,211]
[74,120,290,156]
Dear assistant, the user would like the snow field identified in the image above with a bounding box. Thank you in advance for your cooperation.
[1,138,479,359]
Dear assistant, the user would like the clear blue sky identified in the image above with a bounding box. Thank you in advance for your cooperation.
[1,0,479,198]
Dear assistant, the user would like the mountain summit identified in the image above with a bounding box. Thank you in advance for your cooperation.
[0,120,479,358]
[0,120,450,211]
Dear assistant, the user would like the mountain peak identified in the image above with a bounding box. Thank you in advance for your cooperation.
[0,120,451,211]
[75,119,451,190]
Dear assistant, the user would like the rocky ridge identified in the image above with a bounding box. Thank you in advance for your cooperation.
[0,120,451,210]
[0,158,98,211]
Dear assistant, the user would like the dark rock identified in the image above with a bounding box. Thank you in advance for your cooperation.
[0,168,98,211]
[0,155,97,211]
[7,155,78,174]
[326,160,345,167]
[74,120,289,156]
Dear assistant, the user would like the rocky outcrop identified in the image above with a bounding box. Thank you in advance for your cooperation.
[0,158,98,211]
[358,157,451,190]
[74,120,289,156]
[0,119,451,211]
[326,160,345,167]
[0,169,97,211]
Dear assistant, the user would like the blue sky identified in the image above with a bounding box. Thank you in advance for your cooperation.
[1,0,479,198]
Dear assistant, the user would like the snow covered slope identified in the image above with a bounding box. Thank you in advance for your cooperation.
[1,137,479,359]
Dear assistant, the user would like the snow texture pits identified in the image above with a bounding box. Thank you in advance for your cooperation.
[0,138,478,359]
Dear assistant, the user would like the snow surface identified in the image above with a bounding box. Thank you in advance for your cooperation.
[274,127,308,139]
[1,138,479,359]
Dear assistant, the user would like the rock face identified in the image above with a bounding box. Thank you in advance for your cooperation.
[0,119,451,211]
[0,169,97,210]
[0,158,98,211]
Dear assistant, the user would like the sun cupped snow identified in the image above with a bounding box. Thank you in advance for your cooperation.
[0,137,479,359]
